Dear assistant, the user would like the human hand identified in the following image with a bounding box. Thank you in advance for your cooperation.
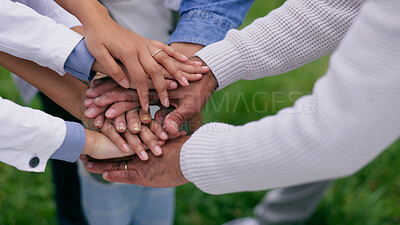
[84,77,178,119]
[82,11,209,110]
[88,104,186,160]
[82,135,191,188]
[82,129,135,159]
[87,57,218,134]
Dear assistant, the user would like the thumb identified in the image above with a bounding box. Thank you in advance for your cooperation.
[164,100,200,134]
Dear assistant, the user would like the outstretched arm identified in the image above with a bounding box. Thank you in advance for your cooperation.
[196,0,366,89]
[85,0,400,194]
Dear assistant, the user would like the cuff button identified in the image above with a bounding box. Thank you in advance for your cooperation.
[29,157,40,168]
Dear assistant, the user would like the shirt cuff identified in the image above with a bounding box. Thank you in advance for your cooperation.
[195,37,247,90]
[168,10,237,46]
[64,39,96,81]
[50,121,86,162]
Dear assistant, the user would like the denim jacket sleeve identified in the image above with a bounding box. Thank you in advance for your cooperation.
[168,0,254,46]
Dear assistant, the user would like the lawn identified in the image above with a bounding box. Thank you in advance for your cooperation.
[1,1,400,224]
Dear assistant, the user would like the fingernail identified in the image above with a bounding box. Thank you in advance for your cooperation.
[95,121,102,128]
[201,66,209,70]
[105,108,116,118]
[161,131,168,140]
[120,79,130,88]
[141,151,149,160]
[86,88,93,95]
[196,74,203,78]
[170,120,179,129]
[84,99,92,106]
[122,144,130,152]
[85,108,95,117]
[170,82,177,89]
[103,171,108,178]
[87,162,93,168]
[181,76,189,86]
[143,116,151,123]
[132,123,141,132]
[194,61,203,66]
[181,54,188,60]
[154,146,162,155]
[94,96,101,103]
[163,97,169,107]
[118,123,126,131]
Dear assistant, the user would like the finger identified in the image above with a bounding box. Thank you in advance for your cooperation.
[121,56,149,111]
[94,88,138,107]
[114,113,127,133]
[164,99,200,135]
[101,120,131,153]
[149,120,168,141]
[84,98,95,108]
[139,107,152,124]
[94,46,130,88]
[168,130,187,139]
[140,46,169,107]
[152,41,188,62]
[85,104,107,119]
[126,109,141,133]
[154,53,208,86]
[184,73,203,82]
[94,114,105,128]
[138,125,163,156]
[86,78,119,98]
[86,160,126,174]
[154,107,173,123]
[103,170,139,185]
[105,102,141,119]
[177,64,209,75]
[123,131,149,161]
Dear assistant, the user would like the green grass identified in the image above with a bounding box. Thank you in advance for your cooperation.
[1,1,400,224]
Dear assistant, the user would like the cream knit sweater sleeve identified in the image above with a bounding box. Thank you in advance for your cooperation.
[195,0,365,89]
[182,0,400,195]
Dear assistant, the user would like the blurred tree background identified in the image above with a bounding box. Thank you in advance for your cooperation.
[0,1,399,224]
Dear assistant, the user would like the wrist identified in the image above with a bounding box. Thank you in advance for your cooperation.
[78,1,110,28]
[191,56,218,90]
[82,129,99,155]
[170,42,204,57]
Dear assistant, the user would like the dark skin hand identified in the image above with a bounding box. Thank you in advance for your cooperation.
[82,135,191,188]
[85,57,218,134]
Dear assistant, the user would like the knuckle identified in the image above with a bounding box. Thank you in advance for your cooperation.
[122,48,137,58]
[112,161,123,170]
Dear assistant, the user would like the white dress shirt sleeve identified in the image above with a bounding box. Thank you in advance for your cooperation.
[13,0,81,29]
[0,97,67,172]
[0,0,83,75]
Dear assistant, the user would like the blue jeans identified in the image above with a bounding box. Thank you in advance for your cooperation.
[78,162,174,225]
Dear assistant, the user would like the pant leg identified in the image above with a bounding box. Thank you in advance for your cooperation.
[77,161,174,225]
[39,92,88,225]
[255,180,332,225]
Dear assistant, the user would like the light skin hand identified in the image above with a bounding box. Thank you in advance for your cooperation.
[94,107,184,161]
[84,77,178,119]
[89,57,218,134]
[57,0,208,110]
[81,129,135,159]
[85,43,214,133]
[82,135,191,188]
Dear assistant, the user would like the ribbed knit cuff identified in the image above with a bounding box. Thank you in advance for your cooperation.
[180,122,234,194]
[195,38,248,90]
